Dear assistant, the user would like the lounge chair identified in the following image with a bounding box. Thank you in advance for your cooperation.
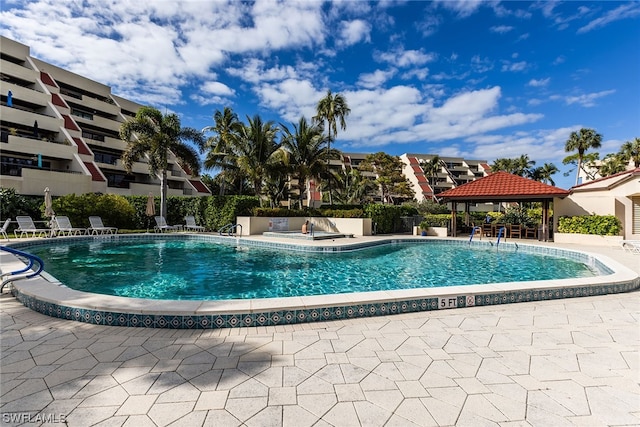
[53,216,86,236]
[1,218,10,241]
[154,216,181,233]
[88,216,118,235]
[15,216,52,238]
[621,240,640,254]
[184,215,205,232]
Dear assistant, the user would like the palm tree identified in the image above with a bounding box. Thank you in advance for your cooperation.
[234,115,280,201]
[619,137,640,168]
[530,163,559,185]
[313,90,351,206]
[202,107,243,195]
[515,154,535,177]
[120,106,203,219]
[422,156,441,194]
[280,117,331,208]
[564,128,602,185]
[599,153,628,177]
[332,168,377,205]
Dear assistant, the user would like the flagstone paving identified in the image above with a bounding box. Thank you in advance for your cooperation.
[1,242,638,426]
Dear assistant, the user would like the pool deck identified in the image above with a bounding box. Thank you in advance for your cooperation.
[1,236,638,426]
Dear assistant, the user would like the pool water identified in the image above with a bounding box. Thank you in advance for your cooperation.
[28,239,599,301]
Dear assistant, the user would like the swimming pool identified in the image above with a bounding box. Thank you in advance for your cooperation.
[26,238,599,300]
[3,234,639,329]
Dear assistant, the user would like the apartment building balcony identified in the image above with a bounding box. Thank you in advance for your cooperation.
[0,106,63,132]
[72,113,120,132]
[2,164,91,196]
[0,59,38,83]
[85,135,126,151]
[4,134,76,160]
[0,81,50,106]
[64,94,120,116]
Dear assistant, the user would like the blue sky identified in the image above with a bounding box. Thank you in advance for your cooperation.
[2,1,639,189]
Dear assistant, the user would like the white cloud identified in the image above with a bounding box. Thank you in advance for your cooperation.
[528,78,550,87]
[501,61,528,72]
[416,14,442,37]
[577,3,640,33]
[434,0,484,18]
[375,47,437,67]
[337,19,371,47]
[357,69,396,89]
[490,25,514,34]
[564,90,616,107]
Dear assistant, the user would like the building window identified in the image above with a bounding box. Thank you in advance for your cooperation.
[71,108,93,120]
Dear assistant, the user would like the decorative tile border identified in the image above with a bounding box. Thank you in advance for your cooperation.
[5,234,638,329]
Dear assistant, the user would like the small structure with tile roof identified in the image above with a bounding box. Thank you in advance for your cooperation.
[438,171,571,240]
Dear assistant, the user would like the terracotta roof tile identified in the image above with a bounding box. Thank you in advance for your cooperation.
[438,171,569,200]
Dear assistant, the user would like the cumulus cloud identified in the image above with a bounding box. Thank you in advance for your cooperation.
[528,78,550,87]
[337,19,371,46]
[357,69,396,89]
[490,25,514,34]
[375,47,437,67]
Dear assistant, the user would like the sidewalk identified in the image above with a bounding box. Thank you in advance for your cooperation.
[1,242,638,426]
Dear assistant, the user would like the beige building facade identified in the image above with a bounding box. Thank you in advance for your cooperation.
[554,168,640,240]
[0,36,210,198]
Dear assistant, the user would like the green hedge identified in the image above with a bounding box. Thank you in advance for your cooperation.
[557,215,621,236]
[419,214,450,228]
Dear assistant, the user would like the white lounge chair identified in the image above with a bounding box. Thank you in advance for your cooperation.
[184,215,205,232]
[621,240,640,254]
[1,218,10,241]
[15,216,51,238]
[88,216,118,235]
[154,216,181,233]
[53,216,86,236]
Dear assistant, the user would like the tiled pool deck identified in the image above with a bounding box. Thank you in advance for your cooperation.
[1,234,638,330]
[1,237,639,426]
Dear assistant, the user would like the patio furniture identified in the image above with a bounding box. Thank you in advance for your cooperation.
[53,216,86,236]
[621,240,640,254]
[154,216,181,233]
[184,215,205,232]
[88,216,118,235]
[1,218,10,241]
[482,223,493,237]
[510,224,521,239]
[15,216,52,238]
[524,226,537,239]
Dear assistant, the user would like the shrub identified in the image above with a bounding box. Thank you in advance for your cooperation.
[0,187,43,222]
[319,208,364,218]
[53,193,136,229]
[363,204,409,234]
[557,215,621,236]
[419,214,450,228]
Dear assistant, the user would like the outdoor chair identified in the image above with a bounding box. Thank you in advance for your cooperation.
[154,216,181,233]
[509,224,521,239]
[88,216,118,235]
[15,216,52,238]
[1,218,10,241]
[184,215,205,232]
[524,226,537,239]
[482,223,492,237]
[621,240,640,255]
[53,216,86,236]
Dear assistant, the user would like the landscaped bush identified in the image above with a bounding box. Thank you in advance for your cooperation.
[253,208,309,217]
[319,208,364,218]
[363,204,411,234]
[53,193,137,229]
[419,214,450,228]
[557,215,621,236]
[0,187,43,224]
[205,195,260,230]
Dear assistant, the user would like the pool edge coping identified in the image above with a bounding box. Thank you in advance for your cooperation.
[3,234,639,329]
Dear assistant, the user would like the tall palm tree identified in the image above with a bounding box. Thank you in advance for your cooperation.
[599,153,628,177]
[619,137,640,168]
[313,90,351,206]
[515,154,535,177]
[202,107,243,195]
[280,117,331,208]
[234,115,280,201]
[530,163,559,185]
[422,156,441,193]
[564,128,602,185]
[120,106,203,219]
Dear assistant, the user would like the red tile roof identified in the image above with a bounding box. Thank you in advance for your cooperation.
[438,171,569,201]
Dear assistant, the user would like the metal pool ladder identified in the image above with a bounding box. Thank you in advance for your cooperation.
[219,223,243,237]
[1,246,45,293]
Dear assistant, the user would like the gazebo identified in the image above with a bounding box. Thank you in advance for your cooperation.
[437,172,570,241]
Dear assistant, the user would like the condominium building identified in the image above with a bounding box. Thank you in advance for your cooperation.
[0,36,210,197]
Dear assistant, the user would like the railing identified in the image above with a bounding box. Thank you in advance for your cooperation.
[0,246,45,293]
[218,223,242,236]
[469,226,480,243]
[495,226,505,247]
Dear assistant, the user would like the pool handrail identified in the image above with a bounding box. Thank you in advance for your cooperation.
[0,245,45,292]
[219,223,242,236]
[496,226,505,246]
[469,226,480,243]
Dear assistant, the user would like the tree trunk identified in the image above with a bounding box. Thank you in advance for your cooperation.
[575,158,582,186]
[160,169,168,219]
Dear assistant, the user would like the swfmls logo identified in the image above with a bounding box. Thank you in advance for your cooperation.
[2,413,66,424]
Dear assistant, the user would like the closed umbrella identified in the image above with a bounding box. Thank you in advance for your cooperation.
[7,90,12,107]
[44,187,55,217]
[145,193,155,232]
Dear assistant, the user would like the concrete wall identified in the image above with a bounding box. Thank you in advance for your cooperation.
[236,217,372,236]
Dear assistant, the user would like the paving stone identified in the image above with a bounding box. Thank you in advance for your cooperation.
[115,394,158,416]
[147,401,195,426]
[194,390,228,410]
[202,409,242,426]
[224,396,267,422]
[282,404,319,427]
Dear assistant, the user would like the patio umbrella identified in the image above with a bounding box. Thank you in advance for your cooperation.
[33,120,38,138]
[145,192,155,232]
[44,187,55,218]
